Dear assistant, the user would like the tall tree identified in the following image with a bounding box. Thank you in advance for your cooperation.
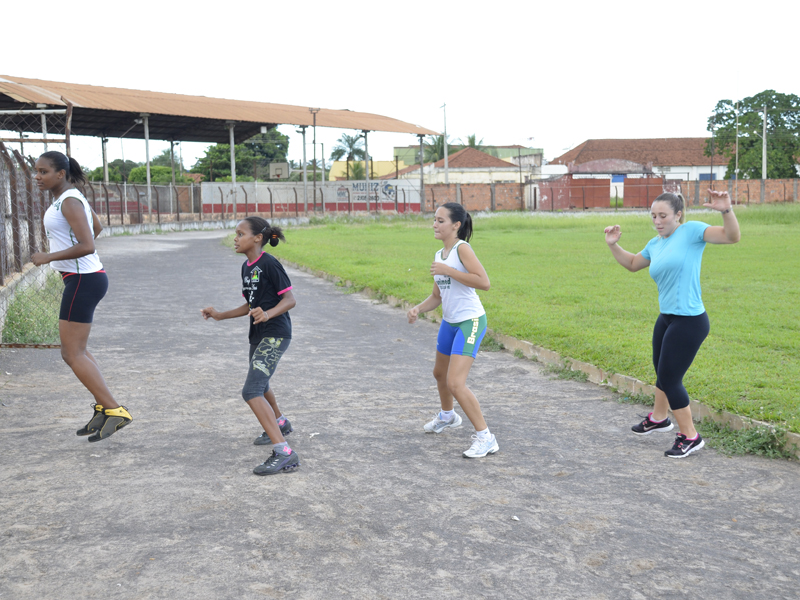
[706,90,800,179]
[424,135,460,163]
[191,144,257,182]
[462,134,484,149]
[244,128,290,179]
[330,133,365,162]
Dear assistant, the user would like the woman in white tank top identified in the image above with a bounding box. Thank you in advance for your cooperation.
[407,203,499,459]
[31,151,132,442]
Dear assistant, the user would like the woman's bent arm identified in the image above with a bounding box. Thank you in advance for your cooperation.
[201,302,250,321]
[430,244,491,290]
[604,225,650,272]
[408,284,442,323]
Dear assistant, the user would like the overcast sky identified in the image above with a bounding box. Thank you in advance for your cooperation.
[2,0,796,172]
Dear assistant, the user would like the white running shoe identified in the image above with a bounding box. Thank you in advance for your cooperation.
[462,434,499,458]
[424,412,463,433]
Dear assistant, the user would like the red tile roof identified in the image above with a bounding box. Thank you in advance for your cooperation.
[377,147,516,179]
[550,138,728,167]
[432,147,517,169]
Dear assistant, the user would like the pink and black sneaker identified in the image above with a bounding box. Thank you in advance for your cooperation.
[664,433,705,458]
[631,413,675,436]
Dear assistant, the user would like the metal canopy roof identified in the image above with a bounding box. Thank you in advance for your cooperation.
[0,75,437,143]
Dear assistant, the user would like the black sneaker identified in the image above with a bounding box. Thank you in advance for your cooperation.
[253,417,293,445]
[253,450,300,475]
[631,413,675,436]
[76,403,106,436]
[87,406,132,443]
[664,433,705,458]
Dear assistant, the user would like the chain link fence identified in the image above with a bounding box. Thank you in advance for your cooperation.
[0,142,62,347]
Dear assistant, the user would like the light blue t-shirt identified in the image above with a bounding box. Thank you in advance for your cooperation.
[640,220,711,316]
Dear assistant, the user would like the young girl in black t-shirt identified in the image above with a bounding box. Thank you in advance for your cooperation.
[201,217,300,475]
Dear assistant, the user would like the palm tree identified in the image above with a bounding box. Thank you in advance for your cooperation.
[463,134,484,149]
[330,133,365,162]
[424,135,462,163]
[348,161,365,180]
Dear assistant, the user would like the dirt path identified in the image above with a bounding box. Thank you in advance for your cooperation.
[1,230,798,599]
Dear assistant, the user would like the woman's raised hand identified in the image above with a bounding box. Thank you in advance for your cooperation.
[604,225,622,246]
[703,189,732,212]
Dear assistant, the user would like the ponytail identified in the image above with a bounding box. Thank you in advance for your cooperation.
[440,202,473,242]
[243,216,286,248]
[39,151,86,185]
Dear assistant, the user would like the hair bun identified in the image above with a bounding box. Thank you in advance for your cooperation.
[269,234,279,247]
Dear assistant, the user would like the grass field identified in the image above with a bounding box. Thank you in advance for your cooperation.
[241,205,799,434]
[1,270,62,345]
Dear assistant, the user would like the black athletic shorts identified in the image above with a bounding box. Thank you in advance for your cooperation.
[59,271,108,323]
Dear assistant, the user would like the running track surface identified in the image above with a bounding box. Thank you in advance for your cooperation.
[1,230,798,599]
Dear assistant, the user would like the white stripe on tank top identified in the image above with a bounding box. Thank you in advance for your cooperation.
[434,239,485,323]
[43,189,103,274]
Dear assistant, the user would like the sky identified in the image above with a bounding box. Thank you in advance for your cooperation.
[2,0,797,172]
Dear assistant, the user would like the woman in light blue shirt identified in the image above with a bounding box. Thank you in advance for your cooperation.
[604,191,740,458]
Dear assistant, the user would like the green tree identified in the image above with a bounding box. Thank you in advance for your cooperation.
[423,135,461,163]
[244,129,290,175]
[128,165,193,184]
[706,90,800,179]
[461,134,484,149]
[87,159,141,182]
[330,133,365,162]
[348,161,365,180]
[151,149,185,171]
[191,144,258,182]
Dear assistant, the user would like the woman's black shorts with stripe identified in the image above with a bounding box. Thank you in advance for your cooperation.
[59,271,108,323]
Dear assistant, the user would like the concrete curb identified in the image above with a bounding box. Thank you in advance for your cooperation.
[279,258,800,460]
[97,217,309,237]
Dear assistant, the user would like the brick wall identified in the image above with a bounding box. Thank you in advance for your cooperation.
[425,183,524,212]
[682,179,799,205]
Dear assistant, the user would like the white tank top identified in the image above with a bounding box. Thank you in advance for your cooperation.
[434,240,485,323]
[43,189,104,274]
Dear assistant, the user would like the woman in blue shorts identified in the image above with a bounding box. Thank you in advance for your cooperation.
[31,151,132,442]
[407,203,497,458]
[604,190,740,458]
[201,217,299,476]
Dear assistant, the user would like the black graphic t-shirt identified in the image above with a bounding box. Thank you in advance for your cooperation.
[241,251,292,343]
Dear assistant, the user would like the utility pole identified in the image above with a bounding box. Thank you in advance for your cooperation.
[170,140,176,185]
[310,108,320,211]
[441,103,448,184]
[735,102,739,181]
[418,134,425,211]
[762,105,768,180]
[363,130,370,214]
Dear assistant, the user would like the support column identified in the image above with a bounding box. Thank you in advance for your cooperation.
[101,136,109,183]
[170,140,176,186]
[300,126,307,214]
[141,113,151,216]
[228,122,237,218]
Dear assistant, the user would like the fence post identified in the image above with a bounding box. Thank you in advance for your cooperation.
[154,186,161,225]
[760,179,765,204]
[101,183,111,226]
[241,185,248,217]
[12,151,38,257]
[293,187,298,218]
[347,188,352,215]
[490,182,496,211]
[267,187,273,219]
[218,186,224,221]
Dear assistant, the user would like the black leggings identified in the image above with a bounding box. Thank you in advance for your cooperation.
[653,312,710,411]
